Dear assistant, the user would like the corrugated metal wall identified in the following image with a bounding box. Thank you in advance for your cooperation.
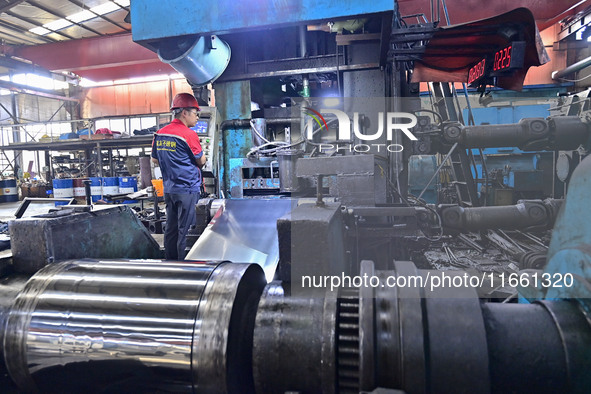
[0,94,72,126]
[81,78,192,118]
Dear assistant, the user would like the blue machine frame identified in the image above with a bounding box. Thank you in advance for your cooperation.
[131,0,394,43]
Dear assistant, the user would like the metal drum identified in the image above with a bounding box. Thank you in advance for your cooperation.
[0,179,18,203]
[72,178,88,202]
[89,177,102,202]
[118,176,138,204]
[3,259,266,393]
[102,177,119,197]
[51,179,73,206]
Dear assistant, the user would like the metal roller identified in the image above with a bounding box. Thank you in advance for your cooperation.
[252,283,338,394]
[250,261,591,393]
[0,275,29,376]
[440,199,562,232]
[3,259,266,393]
[442,116,589,151]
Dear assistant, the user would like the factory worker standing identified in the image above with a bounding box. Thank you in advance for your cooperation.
[151,92,206,260]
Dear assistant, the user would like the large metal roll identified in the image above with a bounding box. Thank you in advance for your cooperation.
[3,259,266,393]
[0,274,29,376]
[252,282,338,394]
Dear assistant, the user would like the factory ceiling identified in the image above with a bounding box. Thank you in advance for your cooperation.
[0,0,130,46]
[0,0,173,82]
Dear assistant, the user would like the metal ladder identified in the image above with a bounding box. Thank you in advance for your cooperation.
[430,82,480,207]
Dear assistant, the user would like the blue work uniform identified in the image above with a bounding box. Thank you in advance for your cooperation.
[151,119,203,260]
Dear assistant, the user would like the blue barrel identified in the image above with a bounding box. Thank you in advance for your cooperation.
[102,177,119,199]
[52,179,73,206]
[118,176,138,203]
[89,177,102,203]
[0,179,18,203]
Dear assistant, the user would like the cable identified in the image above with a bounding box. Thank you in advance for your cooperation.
[302,118,340,146]
[412,109,443,124]
[554,73,591,83]
[250,119,272,145]
[387,175,444,241]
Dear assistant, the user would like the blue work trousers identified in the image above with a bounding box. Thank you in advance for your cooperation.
[164,192,199,260]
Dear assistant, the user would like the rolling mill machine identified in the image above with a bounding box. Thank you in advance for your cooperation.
[1,1,591,393]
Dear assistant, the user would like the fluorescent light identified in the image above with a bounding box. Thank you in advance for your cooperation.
[29,26,51,35]
[323,97,340,107]
[576,26,587,41]
[91,2,119,15]
[114,0,130,6]
[67,10,95,23]
[44,19,73,31]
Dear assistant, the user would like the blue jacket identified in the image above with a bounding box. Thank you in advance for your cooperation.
[151,119,203,194]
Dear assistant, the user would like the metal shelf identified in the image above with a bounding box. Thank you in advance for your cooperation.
[7,135,154,151]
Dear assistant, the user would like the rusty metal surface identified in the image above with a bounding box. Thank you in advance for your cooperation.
[8,205,161,273]
[411,8,550,91]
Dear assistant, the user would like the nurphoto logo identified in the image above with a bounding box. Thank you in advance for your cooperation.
[304,107,418,153]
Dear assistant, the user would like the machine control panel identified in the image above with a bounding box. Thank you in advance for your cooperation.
[191,106,219,174]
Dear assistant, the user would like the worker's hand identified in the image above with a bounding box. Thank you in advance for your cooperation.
[197,155,207,168]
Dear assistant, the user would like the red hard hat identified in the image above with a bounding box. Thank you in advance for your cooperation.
[170,93,200,111]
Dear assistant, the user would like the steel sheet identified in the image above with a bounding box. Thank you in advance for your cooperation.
[186,199,294,281]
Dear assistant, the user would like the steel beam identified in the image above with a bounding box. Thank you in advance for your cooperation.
[0,80,78,102]
[14,33,174,81]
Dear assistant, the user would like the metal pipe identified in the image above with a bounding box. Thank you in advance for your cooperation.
[221,118,297,131]
[552,55,591,80]
[299,25,307,58]
[83,179,91,205]
[3,259,266,393]
[220,119,250,131]
[440,199,563,232]
[442,116,589,151]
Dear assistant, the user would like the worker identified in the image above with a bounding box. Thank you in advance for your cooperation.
[151,92,206,260]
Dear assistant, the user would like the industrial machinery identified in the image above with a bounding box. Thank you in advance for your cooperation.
[1,0,591,393]
[191,106,221,196]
